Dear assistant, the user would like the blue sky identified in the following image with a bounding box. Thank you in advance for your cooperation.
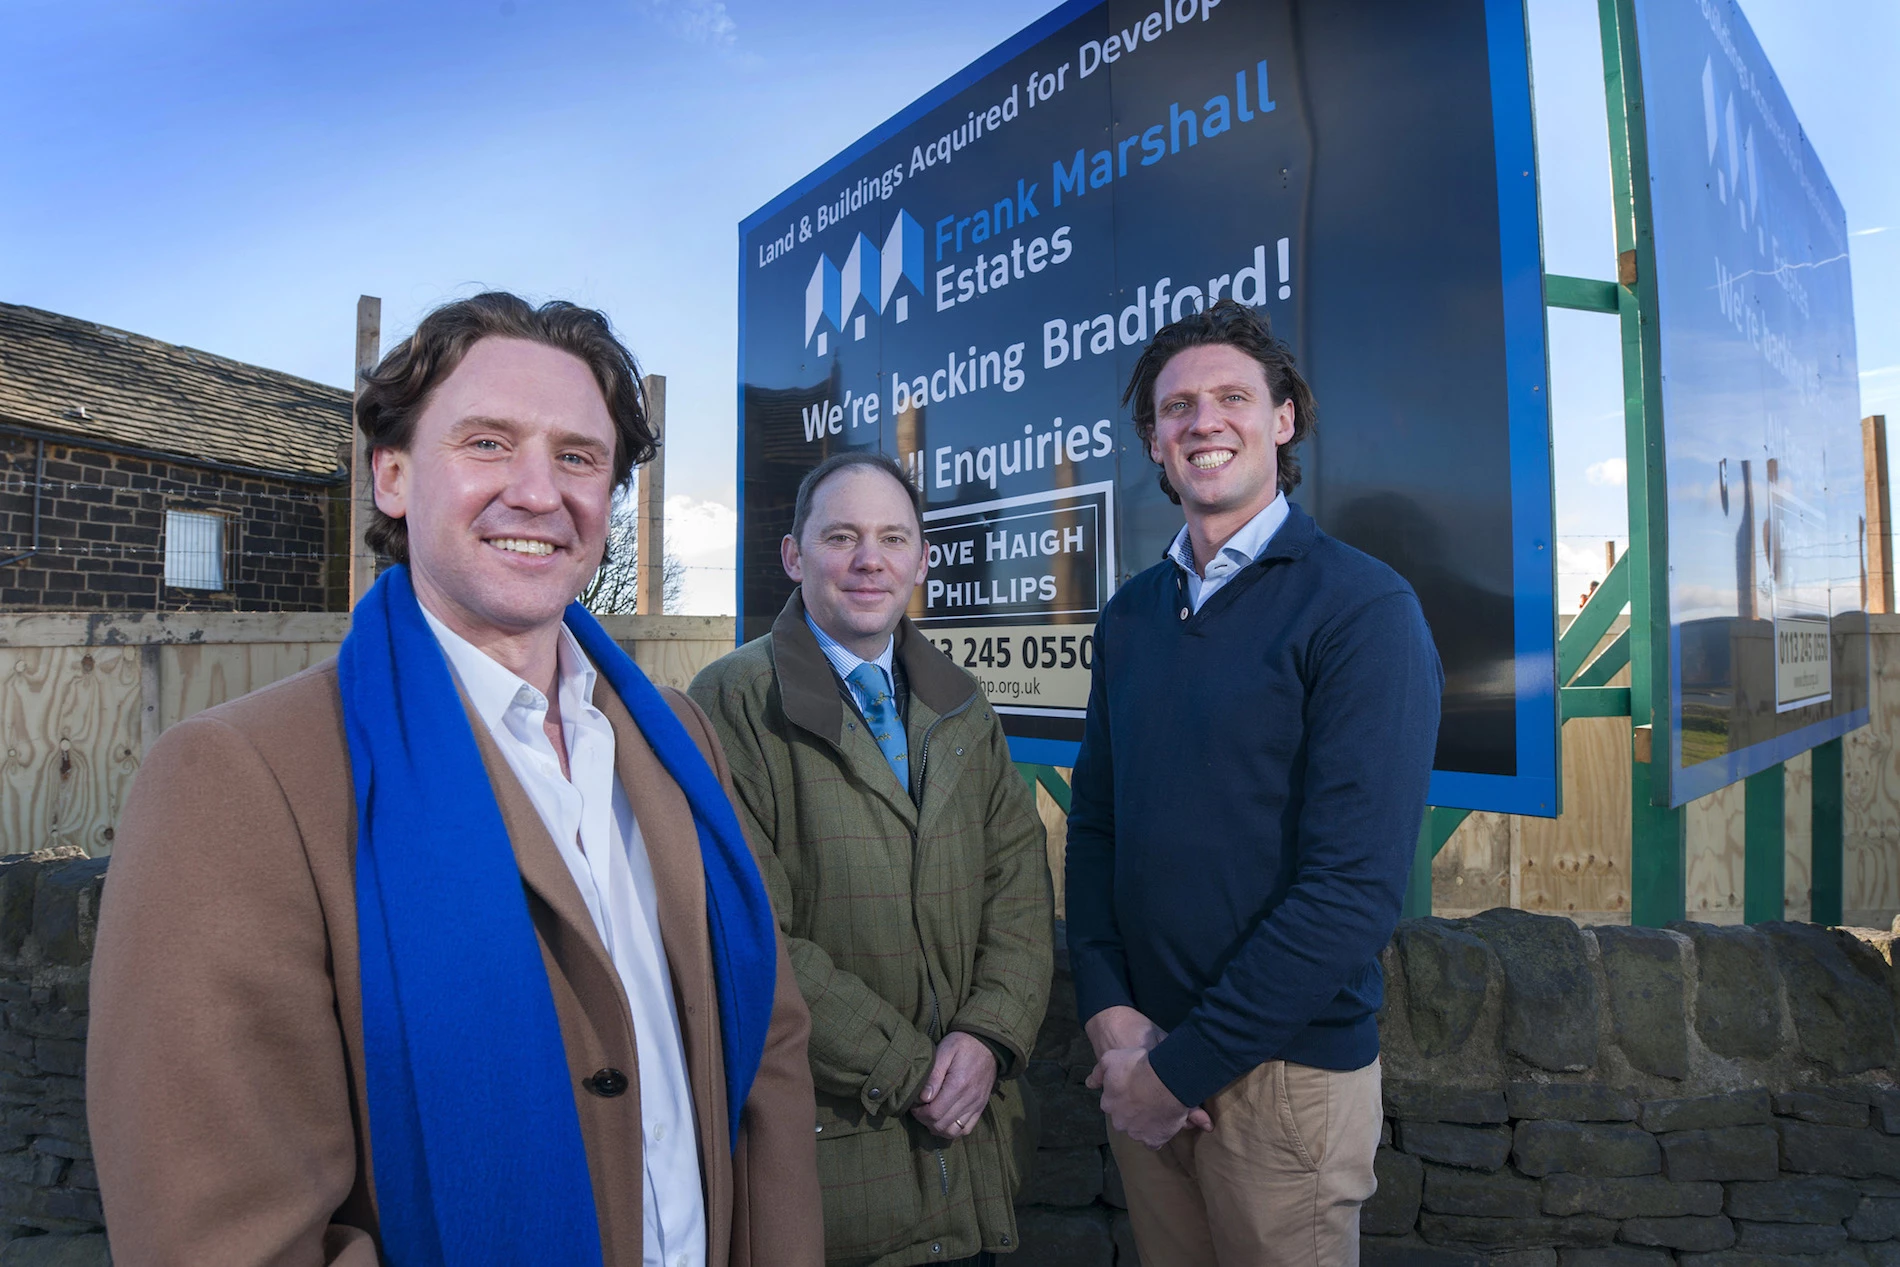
[4,0,1893,613]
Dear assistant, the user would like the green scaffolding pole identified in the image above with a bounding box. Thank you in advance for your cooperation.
[1743,765,1786,923]
[1811,738,1845,925]
[1601,0,1686,925]
[1017,764,1071,814]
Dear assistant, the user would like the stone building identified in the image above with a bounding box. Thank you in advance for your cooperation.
[0,302,351,612]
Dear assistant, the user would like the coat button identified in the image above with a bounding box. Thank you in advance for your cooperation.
[1001,1235,1011,1246]
[584,1068,629,1097]
[868,1086,883,1101]
[1180,607,1189,620]
[930,1244,942,1255]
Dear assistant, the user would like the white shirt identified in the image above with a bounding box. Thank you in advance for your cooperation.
[1166,493,1290,613]
[805,611,897,717]
[423,609,706,1267]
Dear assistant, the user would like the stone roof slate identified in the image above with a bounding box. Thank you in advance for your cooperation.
[0,301,351,480]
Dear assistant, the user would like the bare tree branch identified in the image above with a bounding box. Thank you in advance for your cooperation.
[580,487,684,615]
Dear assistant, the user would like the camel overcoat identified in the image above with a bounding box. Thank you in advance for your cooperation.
[86,658,822,1267]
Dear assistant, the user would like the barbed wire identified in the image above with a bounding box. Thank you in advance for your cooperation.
[0,541,742,569]
[2,459,743,572]
[3,544,1865,573]
[8,544,328,562]
[8,463,1870,583]
[2,477,330,498]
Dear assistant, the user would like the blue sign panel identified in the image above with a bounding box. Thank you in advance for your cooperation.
[1632,0,1867,805]
[739,0,1558,815]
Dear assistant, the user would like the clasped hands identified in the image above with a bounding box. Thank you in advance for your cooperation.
[1084,1006,1214,1149]
[910,1030,997,1140]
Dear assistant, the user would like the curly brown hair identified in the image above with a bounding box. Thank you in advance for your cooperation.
[357,292,654,563]
[1120,299,1317,505]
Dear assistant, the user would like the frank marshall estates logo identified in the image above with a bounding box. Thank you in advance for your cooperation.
[804,210,925,355]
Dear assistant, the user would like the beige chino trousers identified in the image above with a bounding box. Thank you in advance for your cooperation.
[1108,1058,1382,1267]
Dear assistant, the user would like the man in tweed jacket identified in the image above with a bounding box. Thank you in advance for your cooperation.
[691,452,1053,1267]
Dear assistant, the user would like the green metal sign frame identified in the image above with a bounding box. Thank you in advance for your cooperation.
[1402,0,1847,926]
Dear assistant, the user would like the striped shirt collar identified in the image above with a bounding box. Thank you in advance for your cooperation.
[804,610,897,692]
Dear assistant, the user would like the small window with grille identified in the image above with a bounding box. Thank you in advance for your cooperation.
[164,510,225,591]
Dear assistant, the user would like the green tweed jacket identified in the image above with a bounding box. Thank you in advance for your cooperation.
[690,590,1054,1267]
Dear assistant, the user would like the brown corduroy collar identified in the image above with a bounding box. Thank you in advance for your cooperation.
[769,588,975,746]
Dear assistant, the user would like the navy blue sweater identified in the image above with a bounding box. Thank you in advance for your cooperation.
[1065,504,1442,1107]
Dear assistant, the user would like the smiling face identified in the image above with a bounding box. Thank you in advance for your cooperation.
[371,336,617,653]
[1148,342,1297,538]
[781,464,928,661]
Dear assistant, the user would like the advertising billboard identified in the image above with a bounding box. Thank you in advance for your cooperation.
[738,0,1558,815]
[1632,0,1867,805]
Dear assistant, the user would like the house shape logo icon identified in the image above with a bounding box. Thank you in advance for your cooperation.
[1702,55,1759,246]
[806,210,925,356]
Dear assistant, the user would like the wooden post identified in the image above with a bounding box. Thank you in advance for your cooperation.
[637,374,667,616]
[1507,816,1524,910]
[1865,415,1892,614]
[348,297,383,606]
[1605,540,1616,573]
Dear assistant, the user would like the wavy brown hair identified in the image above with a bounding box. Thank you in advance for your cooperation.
[357,292,654,563]
[1121,299,1316,505]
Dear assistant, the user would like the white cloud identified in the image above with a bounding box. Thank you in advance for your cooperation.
[1557,542,1609,611]
[1556,541,1603,580]
[1850,226,1889,237]
[1585,457,1627,486]
[635,0,738,47]
[1862,364,1900,380]
[664,493,737,614]
[1556,538,1630,614]
[666,491,736,537]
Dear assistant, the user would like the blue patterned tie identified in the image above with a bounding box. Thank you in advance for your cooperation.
[847,662,910,791]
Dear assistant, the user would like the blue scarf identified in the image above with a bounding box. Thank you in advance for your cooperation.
[338,566,778,1266]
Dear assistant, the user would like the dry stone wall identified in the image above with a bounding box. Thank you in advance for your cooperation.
[5,853,1896,1267]
[1017,910,1900,1266]
[1360,909,1900,1267]
[0,853,107,1266]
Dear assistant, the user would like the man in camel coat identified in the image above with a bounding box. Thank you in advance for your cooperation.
[86,293,823,1266]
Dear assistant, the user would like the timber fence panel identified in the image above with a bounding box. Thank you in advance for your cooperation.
[1,643,141,856]
[0,611,738,857]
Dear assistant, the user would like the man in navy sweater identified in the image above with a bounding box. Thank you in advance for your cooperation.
[1066,300,1442,1266]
